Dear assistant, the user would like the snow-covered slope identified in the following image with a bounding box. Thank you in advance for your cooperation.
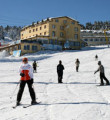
[0,46,110,120]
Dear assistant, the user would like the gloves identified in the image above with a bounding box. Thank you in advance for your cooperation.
[30,78,34,84]
[20,73,25,77]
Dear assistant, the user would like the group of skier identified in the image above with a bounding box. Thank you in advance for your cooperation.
[15,55,109,106]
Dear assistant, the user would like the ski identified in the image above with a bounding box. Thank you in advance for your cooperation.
[96,84,110,87]
[12,105,18,109]
[23,104,32,108]
[12,104,21,109]
[23,102,41,108]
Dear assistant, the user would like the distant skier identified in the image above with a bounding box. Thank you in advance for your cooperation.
[94,61,109,86]
[33,61,37,73]
[95,55,98,60]
[16,58,38,106]
[57,60,64,83]
[75,59,80,72]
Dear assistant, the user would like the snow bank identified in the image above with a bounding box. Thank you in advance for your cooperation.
[0,50,9,58]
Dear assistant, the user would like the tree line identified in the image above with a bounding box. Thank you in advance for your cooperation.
[81,21,110,30]
[0,25,21,40]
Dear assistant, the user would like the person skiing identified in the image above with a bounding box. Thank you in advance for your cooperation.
[16,57,38,106]
[95,55,98,60]
[94,61,109,86]
[33,61,37,73]
[75,59,80,72]
[57,60,64,83]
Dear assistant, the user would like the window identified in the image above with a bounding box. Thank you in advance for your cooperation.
[24,45,27,50]
[75,42,80,46]
[44,25,46,29]
[63,20,67,24]
[69,41,74,46]
[40,33,42,35]
[40,27,42,30]
[71,21,75,24]
[44,32,46,35]
[36,28,38,31]
[55,40,57,45]
[52,31,55,37]
[55,19,59,22]
[29,30,31,33]
[60,32,64,37]
[60,26,64,30]
[74,27,78,32]
[24,45,30,50]
[74,34,78,39]
[32,46,37,51]
[49,39,54,44]
[33,29,35,32]
[100,38,103,41]
[95,39,98,41]
[85,39,88,41]
[27,45,30,50]
[43,40,48,44]
[52,25,56,29]
[90,39,93,41]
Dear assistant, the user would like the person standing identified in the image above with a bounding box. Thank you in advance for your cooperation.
[33,61,37,73]
[75,59,80,72]
[95,55,98,61]
[94,61,109,86]
[57,60,64,83]
[16,58,38,106]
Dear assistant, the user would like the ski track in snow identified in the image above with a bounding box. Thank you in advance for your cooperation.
[0,46,110,120]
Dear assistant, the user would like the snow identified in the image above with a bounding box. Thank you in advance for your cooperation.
[0,50,9,58]
[0,46,110,120]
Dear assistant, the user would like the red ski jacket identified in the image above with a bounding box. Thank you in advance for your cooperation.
[19,63,33,81]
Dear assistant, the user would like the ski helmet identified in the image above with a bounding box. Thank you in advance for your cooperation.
[22,57,28,62]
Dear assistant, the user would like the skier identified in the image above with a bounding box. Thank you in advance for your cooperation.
[75,59,80,72]
[94,61,109,86]
[33,61,37,73]
[16,58,38,106]
[57,60,64,83]
[95,55,98,60]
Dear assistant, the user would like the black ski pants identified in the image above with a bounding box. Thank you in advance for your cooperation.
[58,72,63,83]
[100,73,109,84]
[76,66,79,72]
[17,80,36,102]
[33,67,37,72]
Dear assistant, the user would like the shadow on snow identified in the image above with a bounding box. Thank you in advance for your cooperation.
[0,81,97,85]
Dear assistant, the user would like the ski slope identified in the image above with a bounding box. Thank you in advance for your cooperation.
[0,46,110,120]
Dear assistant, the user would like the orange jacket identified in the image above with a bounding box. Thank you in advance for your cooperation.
[19,63,33,81]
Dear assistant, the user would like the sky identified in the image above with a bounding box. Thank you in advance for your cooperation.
[0,0,110,27]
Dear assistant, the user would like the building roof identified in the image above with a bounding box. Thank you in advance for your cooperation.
[21,16,79,30]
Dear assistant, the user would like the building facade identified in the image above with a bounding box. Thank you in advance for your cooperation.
[21,16,86,54]
[81,30,110,46]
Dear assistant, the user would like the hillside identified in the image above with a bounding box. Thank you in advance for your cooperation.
[0,46,110,120]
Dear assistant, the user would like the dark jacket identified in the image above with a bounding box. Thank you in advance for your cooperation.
[57,64,64,73]
[75,60,80,67]
[33,62,37,68]
[96,65,104,73]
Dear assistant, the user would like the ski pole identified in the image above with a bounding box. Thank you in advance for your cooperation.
[10,81,20,99]
[94,74,97,84]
